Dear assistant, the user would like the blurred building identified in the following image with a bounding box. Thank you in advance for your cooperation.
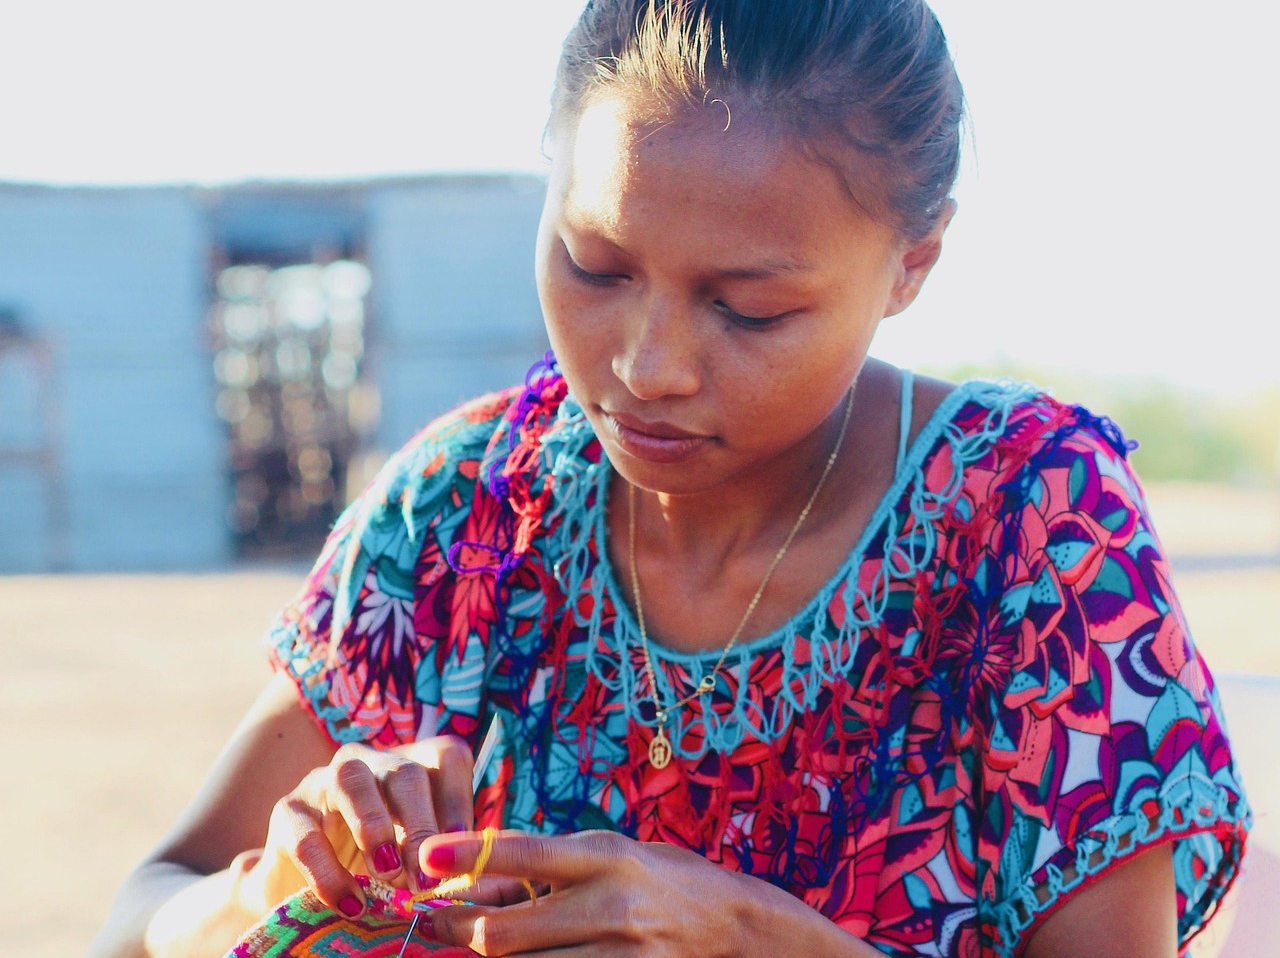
[0,176,548,573]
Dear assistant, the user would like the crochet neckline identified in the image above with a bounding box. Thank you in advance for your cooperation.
[577,380,988,665]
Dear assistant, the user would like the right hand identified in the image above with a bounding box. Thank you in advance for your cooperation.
[235,735,475,922]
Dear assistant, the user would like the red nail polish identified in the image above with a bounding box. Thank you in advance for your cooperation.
[417,912,437,940]
[426,844,456,872]
[374,842,401,873]
[338,894,363,918]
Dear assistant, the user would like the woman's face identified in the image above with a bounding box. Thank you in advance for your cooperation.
[535,94,929,497]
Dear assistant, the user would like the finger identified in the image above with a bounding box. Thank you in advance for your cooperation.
[458,874,544,907]
[431,886,618,958]
[422,829,629,885]
[323,745,406,881]
[430,902,544,957]
[396,735,475,833]
[374,753,439,891]
[389,736,473,890]
[270,791,367,919]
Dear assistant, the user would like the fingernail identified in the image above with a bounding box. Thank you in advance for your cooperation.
[425,844,456,872]
[374,842,401,873]
[417,870,438,890]
[417,912,437,940]
[338,894,363,918]
[447,824,468,834]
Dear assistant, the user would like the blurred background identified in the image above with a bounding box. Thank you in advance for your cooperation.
[1,2,1276,956]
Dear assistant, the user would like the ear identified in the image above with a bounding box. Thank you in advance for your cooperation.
[884,199,957,317]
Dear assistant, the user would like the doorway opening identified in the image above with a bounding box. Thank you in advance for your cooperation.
[208,256,378,560]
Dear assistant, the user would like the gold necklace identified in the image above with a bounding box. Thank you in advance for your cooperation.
[627,387,856,769]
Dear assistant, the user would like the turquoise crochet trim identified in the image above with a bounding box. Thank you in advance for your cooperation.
[543,379,1042,759]
[986,787,1251,957]
[270,611,371,745]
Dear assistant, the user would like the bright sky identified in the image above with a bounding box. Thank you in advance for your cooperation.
[3,1,1276,394]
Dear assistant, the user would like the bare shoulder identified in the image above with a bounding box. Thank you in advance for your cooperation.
[907,371,956,437]
[853,359,957,450]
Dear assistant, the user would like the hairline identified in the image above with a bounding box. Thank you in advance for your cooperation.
[548,78,917,242]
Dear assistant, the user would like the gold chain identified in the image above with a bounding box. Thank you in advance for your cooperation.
[627,387,856,769]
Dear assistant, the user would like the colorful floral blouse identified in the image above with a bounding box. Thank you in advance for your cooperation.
[270,359,1249,957]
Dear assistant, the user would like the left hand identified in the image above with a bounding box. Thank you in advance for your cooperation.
[417,829,767,957]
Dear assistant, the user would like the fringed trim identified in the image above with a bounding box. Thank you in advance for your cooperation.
[553,379,1044,759]
[452,351,567,580]
[987,787,1251,958]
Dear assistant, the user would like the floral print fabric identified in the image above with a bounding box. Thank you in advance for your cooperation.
[270,366,1248,957]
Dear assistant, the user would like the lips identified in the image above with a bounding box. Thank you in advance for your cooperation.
[601,408,712,464]
[606,409,703,440]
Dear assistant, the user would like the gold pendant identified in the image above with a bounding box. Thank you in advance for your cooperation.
[649,725,673,769]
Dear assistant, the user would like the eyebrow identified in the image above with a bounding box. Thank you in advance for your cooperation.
[562,218,816,280]
[716,259,817,279]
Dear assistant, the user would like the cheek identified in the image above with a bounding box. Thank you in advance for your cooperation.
[535,244,575,342]
[537,276,613,388]
[724,321,868,428]
[723,313,868,395]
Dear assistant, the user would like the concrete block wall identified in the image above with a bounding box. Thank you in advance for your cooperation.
[366,176,549,453]
[0,175,550,572]
[0,186,228,572]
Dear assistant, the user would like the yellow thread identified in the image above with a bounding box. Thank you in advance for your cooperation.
[432,827,496,898]
[410,827,537,905]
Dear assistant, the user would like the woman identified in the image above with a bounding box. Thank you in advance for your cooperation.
[93,2,1248,956]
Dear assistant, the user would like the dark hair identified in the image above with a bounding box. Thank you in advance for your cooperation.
[550,0,964,241]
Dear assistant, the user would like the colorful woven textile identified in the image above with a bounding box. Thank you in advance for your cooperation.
[269,358,1249,957]
[228,876,468,958]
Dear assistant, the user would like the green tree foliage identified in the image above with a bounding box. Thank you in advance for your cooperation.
[922,361,1280,486]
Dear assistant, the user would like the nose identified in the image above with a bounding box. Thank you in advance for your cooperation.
[611,294,701,401]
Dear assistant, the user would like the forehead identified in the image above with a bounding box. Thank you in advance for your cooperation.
[550,94,883,253]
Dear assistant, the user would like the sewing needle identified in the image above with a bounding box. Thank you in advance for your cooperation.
[396,714,504,958]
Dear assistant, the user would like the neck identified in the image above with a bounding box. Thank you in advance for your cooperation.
[624,385,855,570]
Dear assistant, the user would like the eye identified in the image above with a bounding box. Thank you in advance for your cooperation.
[564,250,626,286]
[714,300,789,330]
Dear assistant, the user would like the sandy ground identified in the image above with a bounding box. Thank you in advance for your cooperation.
[2,482,1278,957]
[1,570,303,957]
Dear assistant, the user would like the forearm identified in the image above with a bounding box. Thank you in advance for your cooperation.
[729,870,884,958]
[89,856,261,958]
